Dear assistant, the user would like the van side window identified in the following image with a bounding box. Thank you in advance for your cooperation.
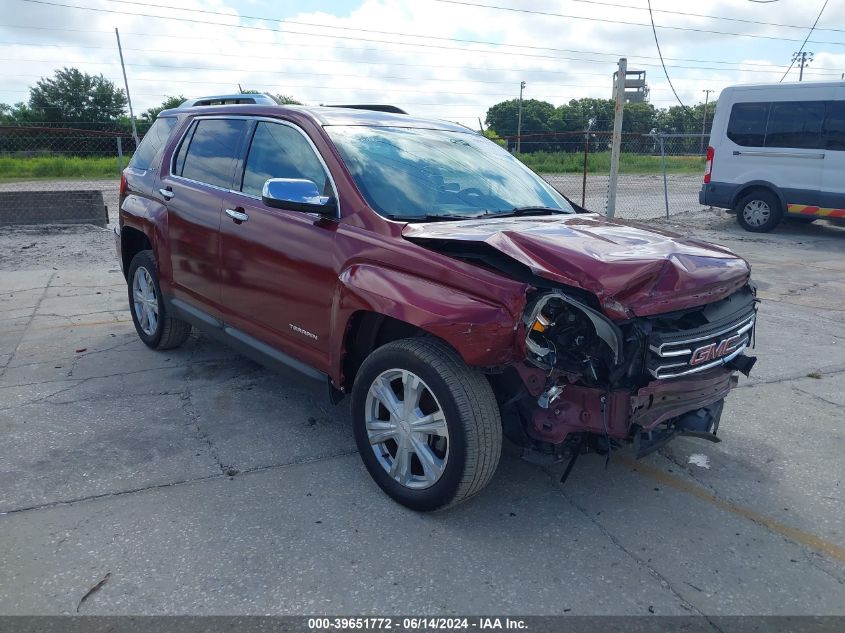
[765,101,825,149]
[727,103,768,147]
[128,117,177,171]
[240,122,330,198]
[824,102,845,152]
[179,119,248,189]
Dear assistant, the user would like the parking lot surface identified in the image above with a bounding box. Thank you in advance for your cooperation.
[1,211,844,616]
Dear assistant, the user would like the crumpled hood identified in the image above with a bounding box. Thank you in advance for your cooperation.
[402,214,751,319]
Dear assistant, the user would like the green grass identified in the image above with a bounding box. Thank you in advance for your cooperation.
[0,150,705,180]
[519,151,705,175]
[0,155,127,179]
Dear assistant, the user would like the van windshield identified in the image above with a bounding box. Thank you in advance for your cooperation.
[326,125,574,221]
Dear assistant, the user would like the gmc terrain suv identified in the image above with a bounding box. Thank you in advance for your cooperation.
[117,94,758,511]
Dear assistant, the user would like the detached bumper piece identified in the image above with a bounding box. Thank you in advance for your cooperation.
[634,399,724,459]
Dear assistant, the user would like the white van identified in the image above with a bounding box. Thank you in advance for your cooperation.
[700,81,845,232]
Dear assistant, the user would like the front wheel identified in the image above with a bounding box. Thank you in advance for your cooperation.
[351,338,502,511]
[735,190,782,232]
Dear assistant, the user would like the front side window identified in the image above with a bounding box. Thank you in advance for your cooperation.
[765,101,825,149]
[129,116,177,170]
[240,121,330,198]
[326,125,572,220]
[177,118,248,189]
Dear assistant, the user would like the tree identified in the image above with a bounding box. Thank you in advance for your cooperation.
[140,95,186,123]
[0,102,36,124]
[28,67,127,126]
[485,98,556,152]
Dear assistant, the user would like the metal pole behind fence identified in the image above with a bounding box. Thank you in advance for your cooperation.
[115,28,140,147]
[607,57,627,218]
[581,131,589,207]
[116,136,124,174]
[659,134,669,218]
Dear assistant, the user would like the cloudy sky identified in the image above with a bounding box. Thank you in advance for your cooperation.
[1,0,843,126]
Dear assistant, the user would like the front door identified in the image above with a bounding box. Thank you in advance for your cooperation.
[821,96,845,215]
[219,119,339,372]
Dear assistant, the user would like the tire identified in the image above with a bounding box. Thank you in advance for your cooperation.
[735,190,783,232]
[127,250,192,350]
[351,338,502,511]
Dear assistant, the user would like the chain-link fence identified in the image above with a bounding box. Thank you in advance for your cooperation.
[0,125,136,225]
[0,124,709,225]
[507,131,709,220]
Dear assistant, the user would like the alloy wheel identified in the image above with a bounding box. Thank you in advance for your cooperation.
[132,266,159,336]
[364,369,450,490]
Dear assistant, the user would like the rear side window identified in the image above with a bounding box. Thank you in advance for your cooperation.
[128,117,176,170]
[727,103,768,147]
[240,122,329,198]
[825,102,845,151]
[177,118,248,189]
[765,101,825,149]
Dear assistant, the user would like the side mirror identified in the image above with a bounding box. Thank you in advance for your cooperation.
[261,178,337,217]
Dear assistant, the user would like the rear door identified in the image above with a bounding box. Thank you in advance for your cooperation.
[821,96,845,215]
[160,117,248,316]
[218,119,339,372]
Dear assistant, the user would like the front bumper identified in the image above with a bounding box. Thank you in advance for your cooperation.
[527,367,740,445]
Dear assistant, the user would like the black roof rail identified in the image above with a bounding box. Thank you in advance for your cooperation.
[181,94,277,107]
[323,104,408,114]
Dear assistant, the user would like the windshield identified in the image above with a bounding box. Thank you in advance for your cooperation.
[326,125,574,220]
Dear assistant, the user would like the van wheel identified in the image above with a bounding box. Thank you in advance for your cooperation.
[735,191,782,232]
[351,338,502,511]
[128,250,192,350]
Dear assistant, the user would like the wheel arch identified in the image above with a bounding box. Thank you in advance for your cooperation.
[120,225,153,279]
[730,181,786,211]
[330,264,523,391]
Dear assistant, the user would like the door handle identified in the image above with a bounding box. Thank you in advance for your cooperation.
[225,208,249,223]
[159,188,175,200]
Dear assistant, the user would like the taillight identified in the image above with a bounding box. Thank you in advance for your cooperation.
[703,146,714,184]
[119,172,127,196]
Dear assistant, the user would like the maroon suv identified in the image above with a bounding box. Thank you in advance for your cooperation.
[117,96,758,511]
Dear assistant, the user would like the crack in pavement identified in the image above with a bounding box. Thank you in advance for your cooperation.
[0,271,57,378]
[0,450,359,517]
[547,473,722,628]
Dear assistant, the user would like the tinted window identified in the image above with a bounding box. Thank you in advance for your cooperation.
[173,121,196,177]
[129,117,176,170]
[825,101,845,151]
[727,103,768,147]
[765,101,825,149]
[241,122,329,198]
[180,119,247,188]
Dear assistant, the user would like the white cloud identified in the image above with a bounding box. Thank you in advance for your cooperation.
[1,0,843,126]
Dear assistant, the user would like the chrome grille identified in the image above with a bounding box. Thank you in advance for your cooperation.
[648,312,756,380]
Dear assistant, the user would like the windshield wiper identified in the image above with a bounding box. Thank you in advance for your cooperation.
[384,213,484,222]
[506,206,571,216]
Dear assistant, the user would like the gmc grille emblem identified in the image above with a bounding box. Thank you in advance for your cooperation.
[690,334,744,366]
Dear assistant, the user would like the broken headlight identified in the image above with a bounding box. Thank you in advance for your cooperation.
[523,291,623,378]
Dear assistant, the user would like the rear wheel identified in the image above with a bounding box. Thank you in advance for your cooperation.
[735,190,782,232]
[351,338,502,511]
[128,250,192,350]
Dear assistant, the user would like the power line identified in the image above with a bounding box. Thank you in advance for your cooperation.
[431,0,844,33]
[426,0,845,44]
[647,0,686,109]
[2,22,839,78]
[780,0,830,82]
[17,0,845,52]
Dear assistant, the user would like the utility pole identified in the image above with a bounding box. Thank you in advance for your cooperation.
[516,81,526,154]
[115,28,139,146]
[700,89,714,154]
[792,51,814,82]
[607,58,626,219]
